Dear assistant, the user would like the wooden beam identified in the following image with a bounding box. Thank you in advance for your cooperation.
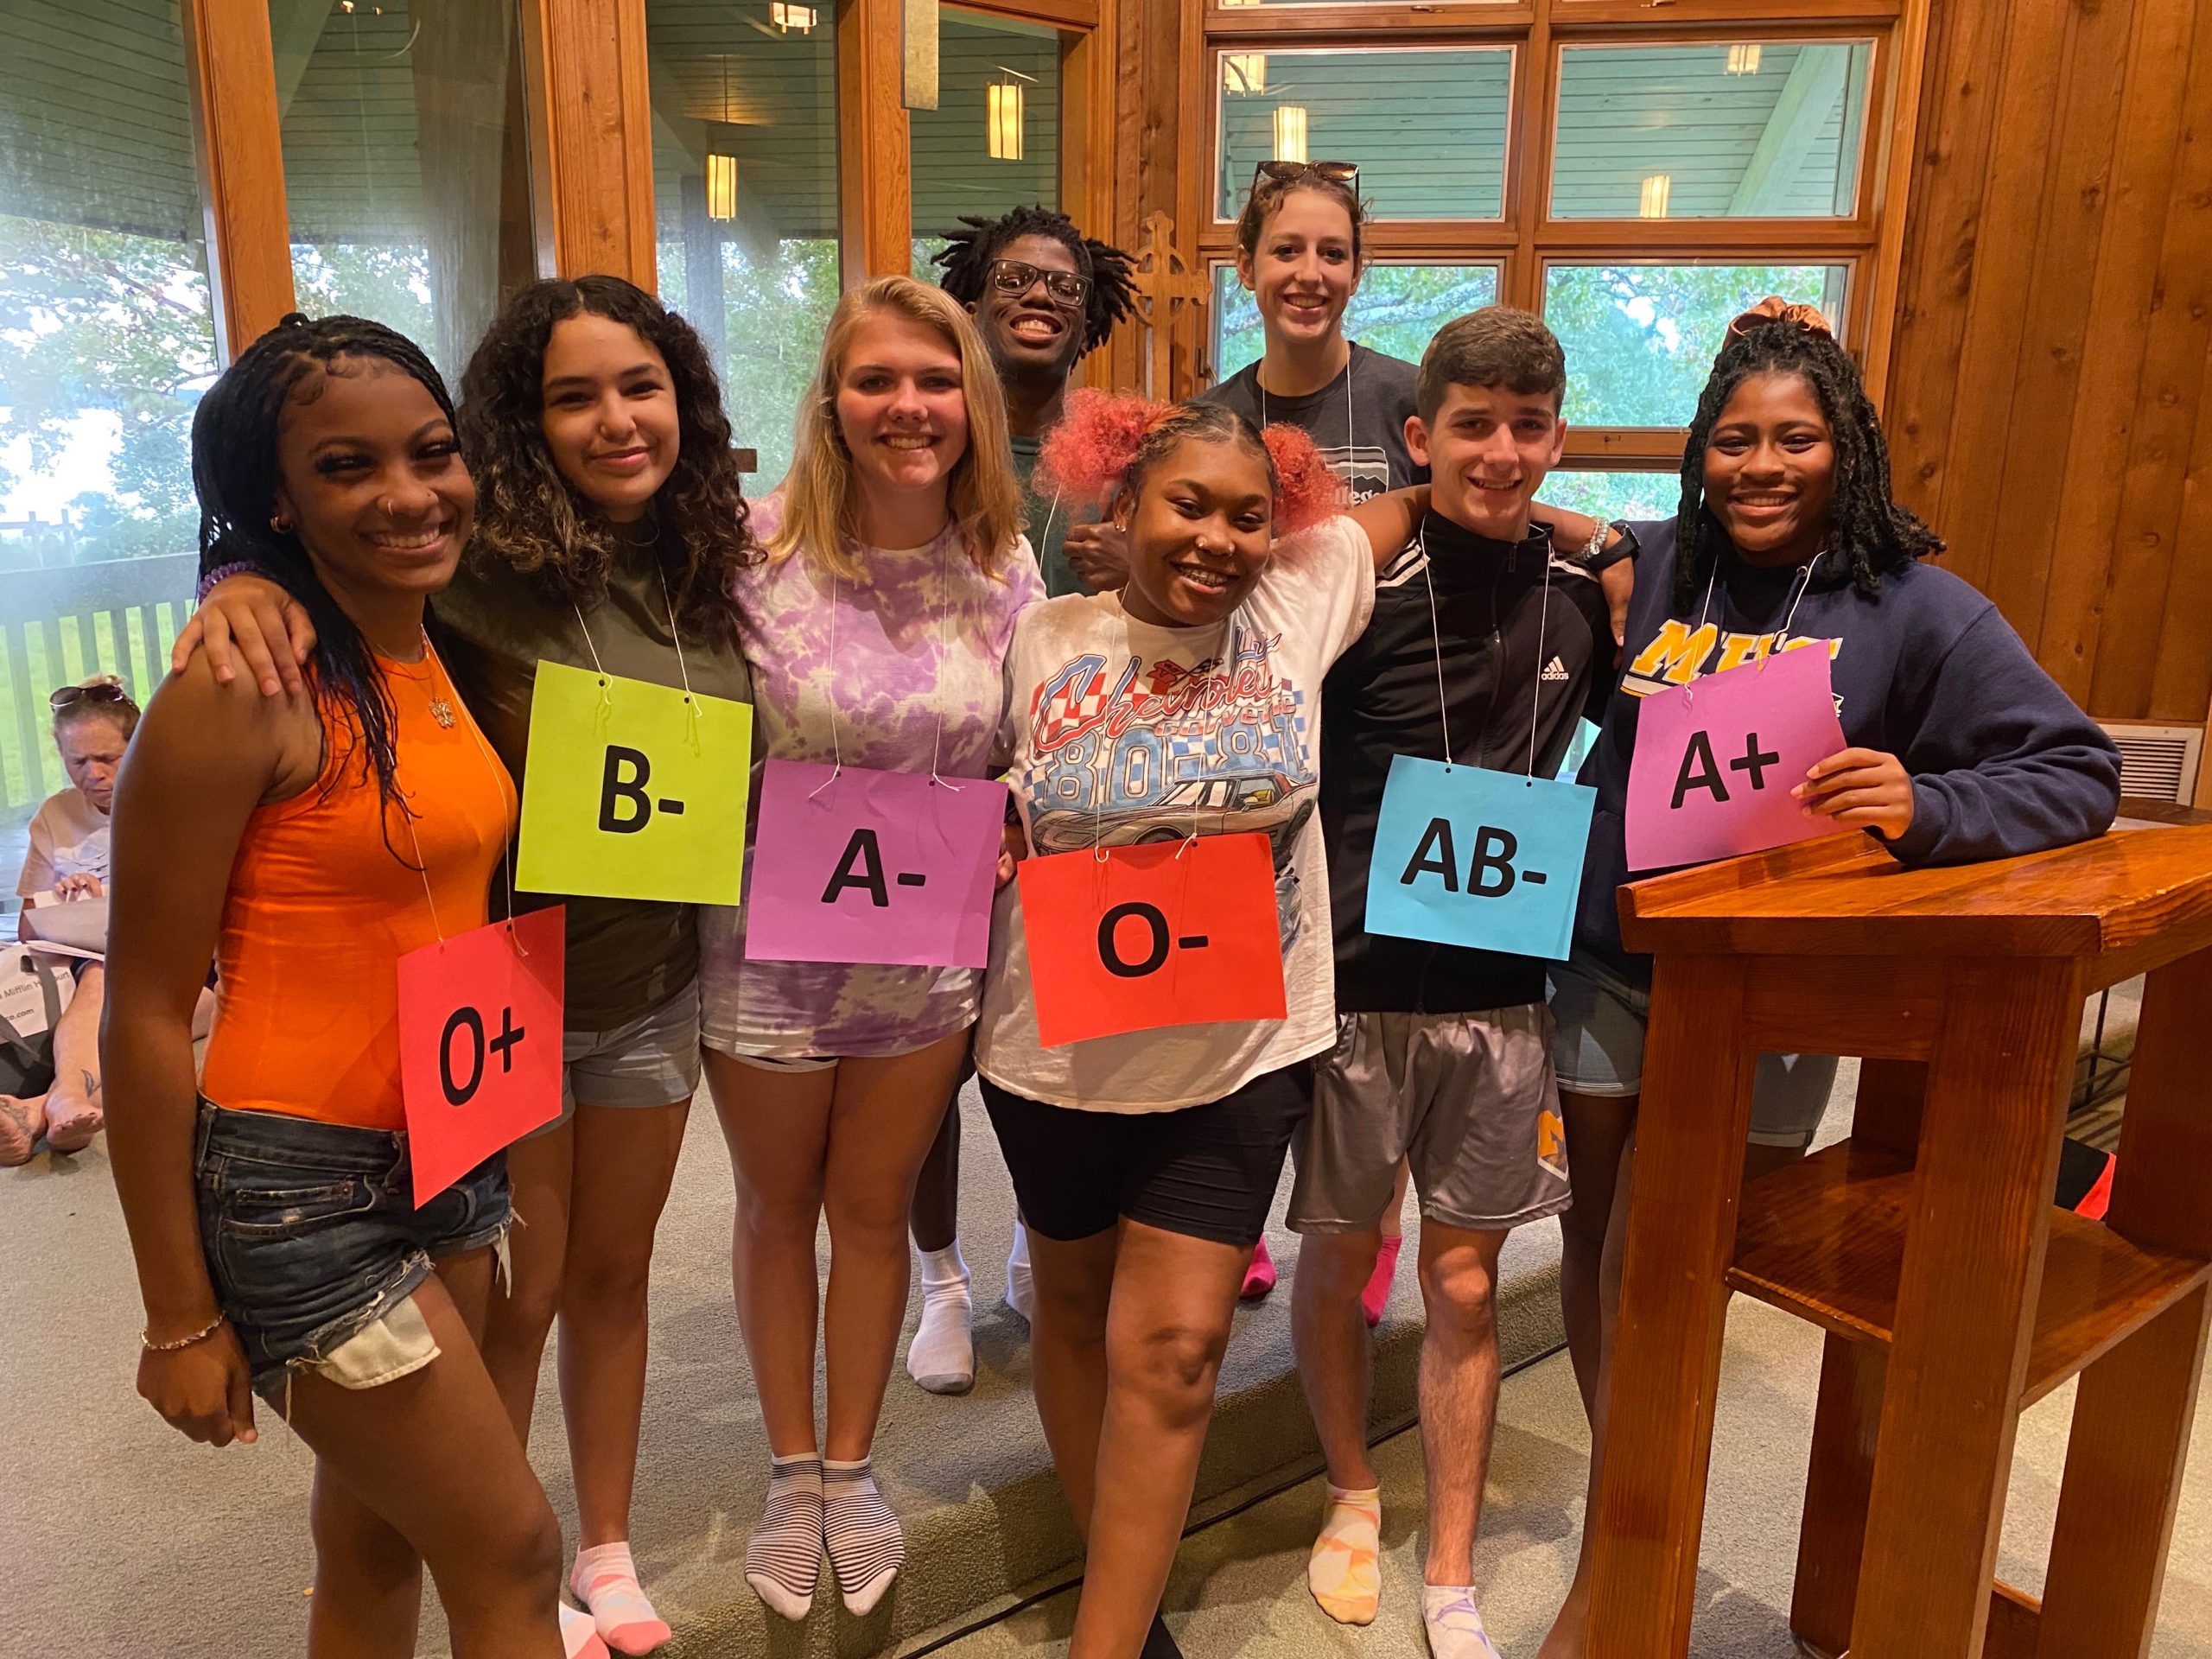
[1727,45,1853,217]
[520,0,658,286]
[180,0,296,362]
[838,0,913,283]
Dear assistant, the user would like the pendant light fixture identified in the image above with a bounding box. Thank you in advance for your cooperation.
[1273,105,1308,164]
[1639,173,1673,218]
[988,66,1035,162]
[1223,53,1267,96]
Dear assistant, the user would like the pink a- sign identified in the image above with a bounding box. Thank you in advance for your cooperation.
[1624,643,1851,872]
[743,760,1007,969]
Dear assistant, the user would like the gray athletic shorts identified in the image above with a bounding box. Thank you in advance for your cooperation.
[1288,1006,1571,1235]
[1548,951,1836,1150]
[529,979,704,1136]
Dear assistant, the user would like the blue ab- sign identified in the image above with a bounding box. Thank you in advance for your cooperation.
[1363,755,1597,962]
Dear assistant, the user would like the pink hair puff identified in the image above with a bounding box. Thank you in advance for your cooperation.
[1037,388,1171,508]
[1262,423,1349,535]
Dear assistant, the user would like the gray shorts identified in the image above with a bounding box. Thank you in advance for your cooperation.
[534,980,703,1135]
[1548,951,1837,1150]
[1288,1007,1570,1236]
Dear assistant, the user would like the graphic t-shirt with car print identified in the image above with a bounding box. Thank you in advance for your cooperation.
[976,515,1377,1113]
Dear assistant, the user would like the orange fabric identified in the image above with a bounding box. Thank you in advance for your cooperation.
[200,650,518,1132]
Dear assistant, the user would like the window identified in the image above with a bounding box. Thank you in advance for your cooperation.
[270,0,535,385]
[1211,263,1500,380]
[1214,48,1513,222]
[647,0,840,493]
[1197,6,1911,513]
[1552,42,1872,219]
[911,11,1065,282]
[1542,469,1681,524]
[0,0,214,864]
[1545,263,1850,428]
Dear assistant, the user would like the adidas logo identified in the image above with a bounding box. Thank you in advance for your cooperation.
[1540,656,1570,682]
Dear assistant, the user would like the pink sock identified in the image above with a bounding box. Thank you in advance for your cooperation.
[1362,1234,1404,1328]
[572,1542,671,1656]
[560,1603,610,1659]
[1240,1236,1278,1301]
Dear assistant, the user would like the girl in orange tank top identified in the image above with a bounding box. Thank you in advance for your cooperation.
[100,315,574,1659]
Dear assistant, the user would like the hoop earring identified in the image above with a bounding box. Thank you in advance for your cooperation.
[269,513,292,534]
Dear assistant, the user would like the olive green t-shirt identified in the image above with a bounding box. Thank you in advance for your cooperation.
[438,532,753,1031]
[1013,433,1101,601]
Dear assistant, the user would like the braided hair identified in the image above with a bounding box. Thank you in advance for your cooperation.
[192,312,452,823]
[931,207,1136,355]
[1672,319,1942,610]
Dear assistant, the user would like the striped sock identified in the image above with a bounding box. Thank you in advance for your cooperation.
[744,1455,823,1621]
[822,1455,904,1615]
[571,1541,671,1656]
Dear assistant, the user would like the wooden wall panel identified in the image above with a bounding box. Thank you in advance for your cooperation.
[180,0,295,360]
[1886,0,2212,728]
[836,0,912,283]
[522,0,658,285]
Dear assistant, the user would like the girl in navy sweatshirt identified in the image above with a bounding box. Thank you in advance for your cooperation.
[1537,302,2120,1659]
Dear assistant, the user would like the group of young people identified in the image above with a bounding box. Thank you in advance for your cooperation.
[92,157,2122,1659]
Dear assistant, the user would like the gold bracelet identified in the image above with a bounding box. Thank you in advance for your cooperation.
[143,1313,226,1353]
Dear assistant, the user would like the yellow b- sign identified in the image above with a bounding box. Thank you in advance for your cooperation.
[515,660,753,905]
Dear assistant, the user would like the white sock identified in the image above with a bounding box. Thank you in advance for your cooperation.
[571,1541,670,1656]
[906,1243,974,1394]
[1004,1220,1036,1325]
[1422,1586,1503,1659]
[744,1454,823,1620]
[559,1602,608,1659]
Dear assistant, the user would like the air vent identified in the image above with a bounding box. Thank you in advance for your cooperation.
[2097,721,2202,806]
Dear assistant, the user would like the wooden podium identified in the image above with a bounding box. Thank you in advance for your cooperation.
[1584,822,2212,1659]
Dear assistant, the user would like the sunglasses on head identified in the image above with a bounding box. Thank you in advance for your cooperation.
[50,676,129,712]
[986,258,1090,308]
[1253,160,1360,190]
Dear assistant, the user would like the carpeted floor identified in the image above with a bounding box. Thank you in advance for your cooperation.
[931,1293,2212,1659]
[0,1079,1560,1659]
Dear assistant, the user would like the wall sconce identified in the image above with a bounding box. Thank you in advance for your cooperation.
[1223,53,1267,95]
[706,152,739,220]
[1639,172,1672,218]
[1273,105,1308,164]
[988,76,1027,162]
[1726,42,1761,75]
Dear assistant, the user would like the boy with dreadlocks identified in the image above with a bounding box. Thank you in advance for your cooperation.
[889,208,1138,1400]
[1536,300,2120,1659]
[934,206,1137,600]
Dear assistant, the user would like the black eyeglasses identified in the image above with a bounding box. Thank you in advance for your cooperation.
[987,259,1090,308]
[1253,160,1360,190]
[49,677,130,712]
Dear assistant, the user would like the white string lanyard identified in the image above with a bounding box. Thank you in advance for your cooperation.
[810,530,964,801]
[400,632,527,954]
[1093,610,1236,864]
[1686,551,1818,711]
[1417,527,1554,782]
[1037,488,1064,573]
[570,563,701,752]
[1260,350,1357,480]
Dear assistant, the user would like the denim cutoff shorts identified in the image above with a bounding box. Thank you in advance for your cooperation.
[1548,950,1840,1150]
[194,1101,511,1405]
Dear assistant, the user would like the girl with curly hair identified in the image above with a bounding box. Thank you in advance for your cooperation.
[1537,304,2121,1659]
[973,390,1437,1659]
[175,276,758,1658]
[694,276,1042,1626]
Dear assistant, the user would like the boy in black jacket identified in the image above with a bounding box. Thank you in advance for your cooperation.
[1290,308,1612,1659]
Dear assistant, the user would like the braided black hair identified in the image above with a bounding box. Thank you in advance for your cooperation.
[192,311,453,829]
[931,207,1136,354]
[1672,320,1942,610]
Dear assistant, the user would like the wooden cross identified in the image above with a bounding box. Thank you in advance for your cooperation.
[1127,211,1213,400]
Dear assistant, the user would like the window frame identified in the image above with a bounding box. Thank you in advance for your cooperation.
[1193,0,1929,482]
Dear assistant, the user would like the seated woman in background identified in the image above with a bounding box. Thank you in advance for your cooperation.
[3,675,137,1161]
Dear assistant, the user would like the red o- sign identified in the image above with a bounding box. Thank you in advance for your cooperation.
[397,906,566,1206]
[1017,832,1287,1048]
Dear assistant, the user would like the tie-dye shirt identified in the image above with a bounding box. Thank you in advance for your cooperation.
[697,494,1045,1058]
